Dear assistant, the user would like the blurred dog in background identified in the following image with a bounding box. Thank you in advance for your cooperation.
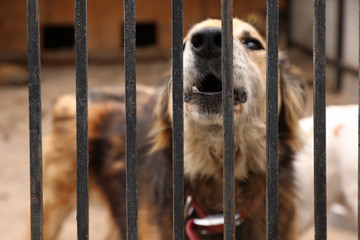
[295,105,358,233]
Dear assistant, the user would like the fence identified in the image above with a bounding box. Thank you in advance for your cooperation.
[26,0,347,239]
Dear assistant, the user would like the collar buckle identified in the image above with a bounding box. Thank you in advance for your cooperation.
[193,213,243,227]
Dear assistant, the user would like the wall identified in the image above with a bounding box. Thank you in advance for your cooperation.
[290,0,358,69]
[0,0,287,57]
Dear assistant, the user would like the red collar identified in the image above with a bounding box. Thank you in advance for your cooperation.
[184,190,265,240]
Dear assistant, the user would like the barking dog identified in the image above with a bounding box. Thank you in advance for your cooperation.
[42,19,305,239]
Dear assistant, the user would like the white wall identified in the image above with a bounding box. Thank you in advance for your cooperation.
[290,0,358,68]
[343,0,358,68]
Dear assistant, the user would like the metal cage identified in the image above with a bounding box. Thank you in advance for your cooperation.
[26,0,348,239]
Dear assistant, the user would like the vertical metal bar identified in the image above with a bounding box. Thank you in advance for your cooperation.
[27,0,43,239]
[335,0,344,92]
[313,0,327,239]
[75,0,89,239]
[172,0,184,239]
[221,1,234,239]
[266,0,279,239]
[124,0,138,240]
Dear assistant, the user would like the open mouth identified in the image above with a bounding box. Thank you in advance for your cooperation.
[184,74,247,115]
[195,74,222,93]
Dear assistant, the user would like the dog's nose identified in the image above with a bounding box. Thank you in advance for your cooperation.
[190,27,221,59]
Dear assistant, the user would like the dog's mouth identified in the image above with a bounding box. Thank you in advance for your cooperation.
[184,73,247,115]
[194,73,222,93]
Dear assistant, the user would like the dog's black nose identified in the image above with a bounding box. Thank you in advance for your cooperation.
[190,27,221,59]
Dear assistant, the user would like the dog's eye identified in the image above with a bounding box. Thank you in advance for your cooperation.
[242,38,264,50]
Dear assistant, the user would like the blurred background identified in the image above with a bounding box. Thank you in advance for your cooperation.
[0,0,358,239]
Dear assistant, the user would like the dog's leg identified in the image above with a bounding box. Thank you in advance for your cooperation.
[38,95,79,239]
[43,194,76,240]
[42,134,77,240]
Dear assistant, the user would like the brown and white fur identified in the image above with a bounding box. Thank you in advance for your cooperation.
[41,19,306,239]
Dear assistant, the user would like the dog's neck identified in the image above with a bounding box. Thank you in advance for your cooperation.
[183,118,267,182]
[184,170,266,214]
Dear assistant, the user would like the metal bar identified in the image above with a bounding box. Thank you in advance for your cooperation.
[27,0,43,239]
[266,0,279,239]
[171,0,184,239]
[313,0,327,239]
[75,0,89,239]
[124,1,138,240]
[221,1,234,239]
[335,0,344,92]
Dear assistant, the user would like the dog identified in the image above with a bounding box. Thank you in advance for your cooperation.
[42,18,306,239]
[295,105,358,234]
[0,64,28,86]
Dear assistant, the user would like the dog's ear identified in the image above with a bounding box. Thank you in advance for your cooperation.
[149,81,172,152]
[279,54,306,150]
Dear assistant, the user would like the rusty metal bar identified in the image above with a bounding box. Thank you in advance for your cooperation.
[75,0,89,239]
[124,0,138,240]
[266,0,279,239]
[27,0,43,239]
[313,0,327,239]
[172,0,184,239]
[221,0,235,239]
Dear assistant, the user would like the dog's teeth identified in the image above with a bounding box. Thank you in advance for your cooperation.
[192,86,199,92]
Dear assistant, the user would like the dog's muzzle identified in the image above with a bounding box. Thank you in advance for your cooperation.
[184,27,247,116]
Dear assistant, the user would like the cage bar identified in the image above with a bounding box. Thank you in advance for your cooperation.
[221,1,235,239]
[124,0,138,240]
[171,0,184,239]
[27,0,43,239]
[335,0,344,92]
[266,0,279,239]
[75,0,89,239]
[313,0,327,239]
